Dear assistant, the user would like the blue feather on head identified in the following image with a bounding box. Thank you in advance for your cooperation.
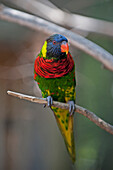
[46,34,69,59]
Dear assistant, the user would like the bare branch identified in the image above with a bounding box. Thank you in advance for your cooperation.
[6,0,113,36]
[7,90,113,135]
[0,4,113,71]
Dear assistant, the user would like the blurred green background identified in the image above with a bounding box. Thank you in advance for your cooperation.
[0,0,113,170]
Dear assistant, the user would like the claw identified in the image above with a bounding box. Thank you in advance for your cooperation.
[43,104,46,108]
[68,101,75,115]
[46,96,53,107]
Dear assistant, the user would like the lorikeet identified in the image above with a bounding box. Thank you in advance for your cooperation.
[34,34,76,162]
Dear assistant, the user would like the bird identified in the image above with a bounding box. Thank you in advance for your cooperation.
[34,34,76,163]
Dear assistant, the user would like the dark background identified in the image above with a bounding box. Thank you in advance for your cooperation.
[0,0,113,170]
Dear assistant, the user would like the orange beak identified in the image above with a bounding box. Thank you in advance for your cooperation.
[61,41,69,54]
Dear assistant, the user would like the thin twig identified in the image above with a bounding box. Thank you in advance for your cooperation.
[0,4,113,71]
[7,90,113,135]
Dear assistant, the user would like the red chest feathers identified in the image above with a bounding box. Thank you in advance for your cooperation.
[34,53,74,78]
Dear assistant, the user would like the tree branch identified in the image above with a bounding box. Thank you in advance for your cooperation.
[7,90,113,135]
[4,0,113,36]
[0,4,113,71]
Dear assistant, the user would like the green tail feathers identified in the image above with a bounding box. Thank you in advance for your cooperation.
[52,107,75,163]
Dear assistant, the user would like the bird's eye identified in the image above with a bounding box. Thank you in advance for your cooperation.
[53,41,56,45]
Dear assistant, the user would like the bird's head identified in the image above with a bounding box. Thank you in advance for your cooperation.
[40,34,69,59]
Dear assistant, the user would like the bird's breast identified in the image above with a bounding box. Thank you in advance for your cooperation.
[34,53,74,78]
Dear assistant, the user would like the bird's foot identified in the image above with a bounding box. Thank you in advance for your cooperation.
[68,101,75,116]
[46,96,53,107]
[43,104,46,108]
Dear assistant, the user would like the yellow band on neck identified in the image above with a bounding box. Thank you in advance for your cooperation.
[42,41,47,58]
